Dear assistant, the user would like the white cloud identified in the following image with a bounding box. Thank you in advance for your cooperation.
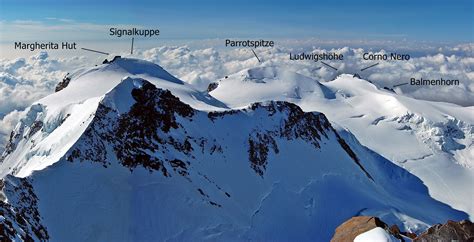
[0,52,91,116]
[0,52,93,153]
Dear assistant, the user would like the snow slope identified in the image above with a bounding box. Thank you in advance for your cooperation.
[210,68,474,217]
[0,59,471,241]
[209,66,335,107]
[354,227,398,242]
[0,58,225,178]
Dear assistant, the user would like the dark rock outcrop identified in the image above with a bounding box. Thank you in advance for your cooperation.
[414,220,474,242]
[67,81,195,176]
[332,216,474,242]
[55,74,71,92]
[27,121,43,138]
[331,216,389,242]
[103,56,122,64]
[0,177,49,241]
[0,127,24,165]
[248,132,279,176]
[207,82,219,92]
[383,86,396,93]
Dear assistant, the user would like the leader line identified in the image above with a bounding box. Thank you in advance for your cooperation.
[393,82,409,88]
[360,62,379,71]
[251,49,261,63]
[321,61,338,71]
[81,47,110,55]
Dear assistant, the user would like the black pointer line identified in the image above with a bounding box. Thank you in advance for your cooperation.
[393,82,409,88]
[251,49,261,63]
[81,48,109,55]
[131,37,134,55]
[360,62,379,71]
[321,61,338,71]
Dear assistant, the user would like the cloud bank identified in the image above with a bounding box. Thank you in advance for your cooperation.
[0,52,89,150]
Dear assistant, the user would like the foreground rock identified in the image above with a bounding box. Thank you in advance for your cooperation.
[331,216,391,242]
[332,216,473,242]
[414,220,474,242]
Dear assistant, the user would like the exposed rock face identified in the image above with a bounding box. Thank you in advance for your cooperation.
[27,121,43,138]
[0,130,21,162]
[67,81,195,176]
[388,224,416,240]
[333,216,474,242]
[115,82,194,175]
[67,79,372,180]
[207,82,219,92]
[0,177,49,241]
[331,216,389,242]
[102,56,122,64]
[0,104,45,166]
[55,74,71,92]
[414,220,474,242]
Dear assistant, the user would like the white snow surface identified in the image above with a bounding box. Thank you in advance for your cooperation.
[0,58,225,178]
[354,227,398,242]
[211,69,474,218]
[0,58,472,241]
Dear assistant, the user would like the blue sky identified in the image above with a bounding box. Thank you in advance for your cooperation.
[0,0,472,42]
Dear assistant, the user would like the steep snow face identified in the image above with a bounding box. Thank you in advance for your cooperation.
[0,97,100,178]
[0,177,49,241]
[210,71,474,218]
[3,78,467,241]
[0,58,226,178]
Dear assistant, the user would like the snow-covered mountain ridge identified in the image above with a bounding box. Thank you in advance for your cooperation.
[0,58,472,241]
[210,68,474,217]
